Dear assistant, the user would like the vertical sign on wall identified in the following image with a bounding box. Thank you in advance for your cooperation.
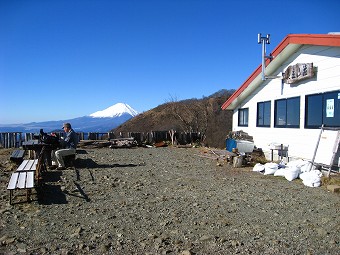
[326,99,334,118]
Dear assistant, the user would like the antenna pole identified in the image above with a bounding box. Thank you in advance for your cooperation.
[258,33,272,81]
[261,38,266,80]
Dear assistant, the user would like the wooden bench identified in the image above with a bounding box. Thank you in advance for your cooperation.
[7,159,38,205]
[10,149,25,164]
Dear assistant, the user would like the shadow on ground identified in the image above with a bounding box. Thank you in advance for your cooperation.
[37,170,67,205]
[74,158,140,169]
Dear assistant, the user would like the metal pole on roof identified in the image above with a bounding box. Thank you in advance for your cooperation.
[258,33,272,81]
[261,39,266,80]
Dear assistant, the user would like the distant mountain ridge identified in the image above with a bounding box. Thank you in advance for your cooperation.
[0,103,138,133]
[90,103,138,118]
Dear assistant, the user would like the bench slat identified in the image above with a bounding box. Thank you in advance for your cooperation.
[8,171,36,205]
[18,150,25,157]
[26,172,34,188]
[17,172,27,189]
[17,160,29,171]
[31,159,38,170]
[17,159,38,172]
[7,173,19,190]
[10,150,25,159]
[14,150,25,158]
[26,160,35,170]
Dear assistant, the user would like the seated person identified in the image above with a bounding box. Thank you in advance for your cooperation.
[50,122,78,170]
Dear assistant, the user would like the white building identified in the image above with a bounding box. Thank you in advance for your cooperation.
[222,34,340,167]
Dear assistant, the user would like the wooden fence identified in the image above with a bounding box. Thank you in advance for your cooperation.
[0,132,23,148]
[0,131,202,148]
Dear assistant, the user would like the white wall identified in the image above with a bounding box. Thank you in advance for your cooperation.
[232,45,340,162]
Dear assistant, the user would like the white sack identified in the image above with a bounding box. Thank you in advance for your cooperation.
[299,170,322,187]
[274,168,286,177]
[300,162,313,173]
[284,166,301,181]
[287,159,306,168]
[264,163,278,175]
[253,163,265,172]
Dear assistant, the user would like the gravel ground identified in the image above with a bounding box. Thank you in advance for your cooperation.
[0,146,339,255]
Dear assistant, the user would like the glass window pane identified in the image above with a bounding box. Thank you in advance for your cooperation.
[275,100,286,126]
[306,90,340,128]
[306,94,323,127]
[263,102,271,126]
[287,97,300,127]
[257,103,264,126]
[323,91,340,127]
[238,111,243,125]
[239,108,248,126]
[258,101,271,127]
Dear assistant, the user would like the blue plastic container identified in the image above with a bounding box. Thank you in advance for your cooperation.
[226,138,237,152]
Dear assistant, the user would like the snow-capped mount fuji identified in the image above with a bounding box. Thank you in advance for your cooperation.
[89,103,138,118]
[0,103,139,133]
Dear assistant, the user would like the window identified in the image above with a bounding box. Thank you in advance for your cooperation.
[238,108,248,126]
[305,94,323,128]
[257,101,271,127]
[274,97,300,128]
[305,90,340,128]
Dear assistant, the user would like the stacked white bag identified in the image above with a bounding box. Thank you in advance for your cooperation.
[264,163,278,175]
[253,163,265,172]
[299,170,322,187]
[252,159,323,187]
[284,165,300,181]
[274,168,286,177]
[284,159,323,186]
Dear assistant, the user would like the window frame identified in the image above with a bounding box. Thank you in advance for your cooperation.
[238,108,249,127]
[274,96,300,128]
[257,101,271,127]
[305,90,340,129]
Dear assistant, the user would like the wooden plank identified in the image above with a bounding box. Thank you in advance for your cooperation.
[31,159,38,170]
[18,150,25,158]
[10,150,25,159]
[26,172,34,188]
[17,160,29,171]
[111,138,135,141]
[23,140,39,146]
[25,160,35,170]
[10,150,18,158]
[16,159,38,172]
[17,173,27,189]
[7,173,19,190]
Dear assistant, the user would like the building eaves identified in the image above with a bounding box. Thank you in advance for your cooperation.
[221,34,340,110]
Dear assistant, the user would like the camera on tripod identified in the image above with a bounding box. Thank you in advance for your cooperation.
[39,129,60,145]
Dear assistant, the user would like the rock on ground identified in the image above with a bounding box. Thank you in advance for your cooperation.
[0,147,339,255]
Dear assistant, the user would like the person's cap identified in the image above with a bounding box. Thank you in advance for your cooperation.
[62,123,71,129]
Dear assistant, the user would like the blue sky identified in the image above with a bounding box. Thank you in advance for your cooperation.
[0,0,339,124]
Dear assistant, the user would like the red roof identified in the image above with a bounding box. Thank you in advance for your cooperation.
[221,34,340,110]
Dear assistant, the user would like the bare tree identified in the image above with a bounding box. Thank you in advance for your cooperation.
[168,129,176,145]
[166,97,193,133]
[166,97,210,145]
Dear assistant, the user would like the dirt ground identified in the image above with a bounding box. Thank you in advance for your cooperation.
[0,146,339,255]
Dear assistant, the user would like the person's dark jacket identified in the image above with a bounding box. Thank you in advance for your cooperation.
[62,129,78,149]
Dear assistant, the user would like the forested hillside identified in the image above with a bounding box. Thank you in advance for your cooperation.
[113,89,235,149]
